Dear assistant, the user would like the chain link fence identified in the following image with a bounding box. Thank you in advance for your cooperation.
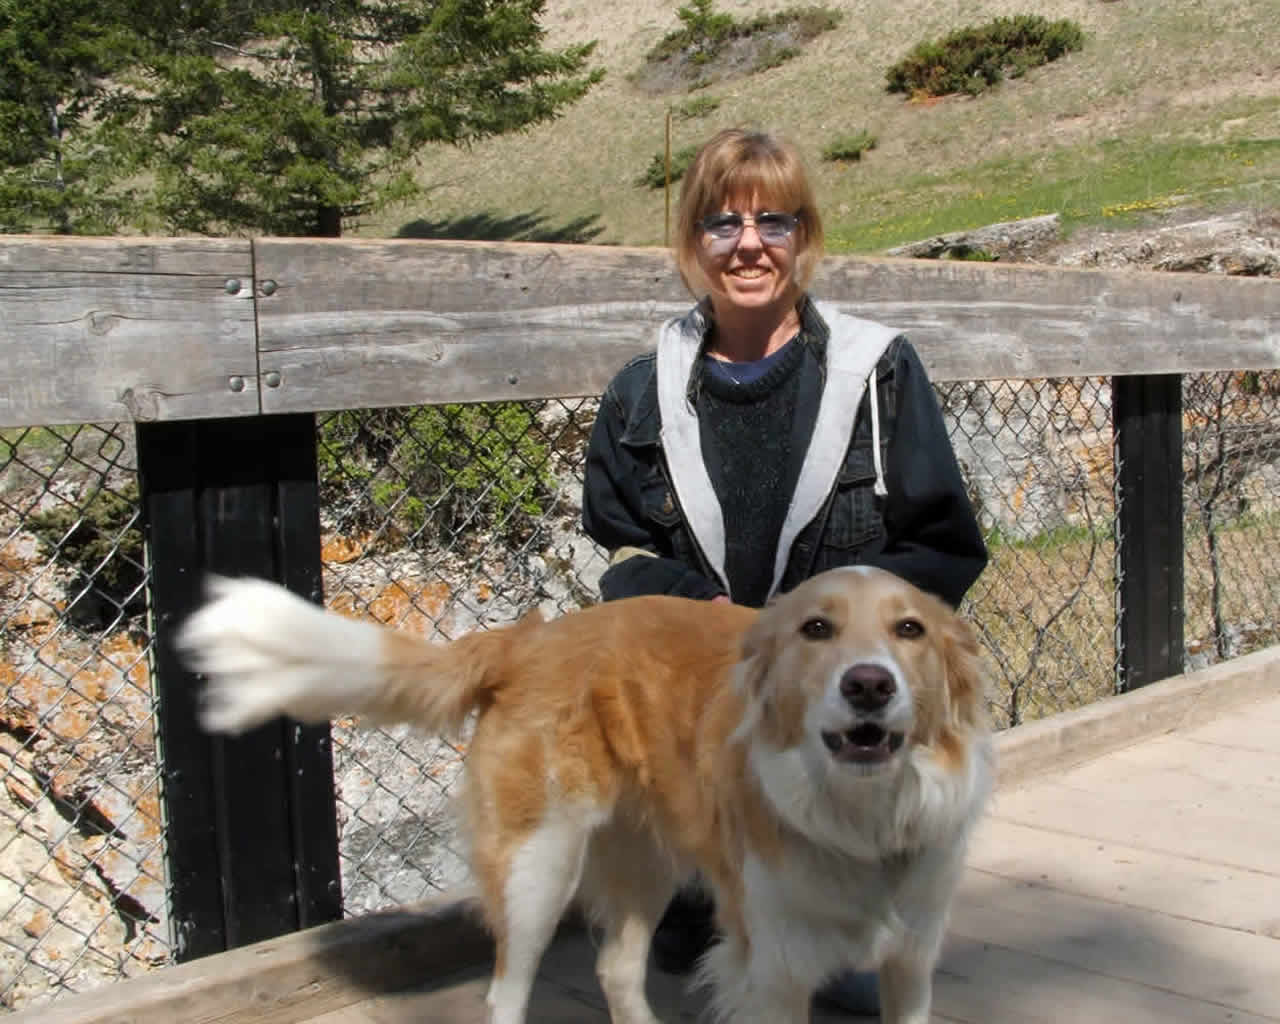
[0,425,163,1010]
[1182,371,1280,663]
[3,371,1279,1009]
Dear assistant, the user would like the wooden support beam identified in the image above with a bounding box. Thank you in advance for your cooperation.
[138,414,342,961]
[1113,374,1186,690]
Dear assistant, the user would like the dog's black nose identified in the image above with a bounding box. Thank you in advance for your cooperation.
[840,664,897,712]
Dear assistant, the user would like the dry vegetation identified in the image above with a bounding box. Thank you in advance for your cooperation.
[366,0,1280,249]
[972,516,1280,728]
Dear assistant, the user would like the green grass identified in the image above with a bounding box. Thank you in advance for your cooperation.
[1,427,75,461]
[984,521,1113,554]
[826,129,1280,252]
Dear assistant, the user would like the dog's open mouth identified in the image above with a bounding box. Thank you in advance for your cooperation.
[821,724,905,764]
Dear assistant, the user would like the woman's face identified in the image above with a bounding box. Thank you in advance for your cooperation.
[694,192,800,317]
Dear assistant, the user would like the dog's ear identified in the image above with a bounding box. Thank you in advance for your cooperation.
[732,602,811,748]
[941,612,986,730]
[734,610,776,701]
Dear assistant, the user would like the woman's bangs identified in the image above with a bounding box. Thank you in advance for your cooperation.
[716,159,800,215]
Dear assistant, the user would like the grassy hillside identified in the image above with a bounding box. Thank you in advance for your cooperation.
[361,0,1280,252]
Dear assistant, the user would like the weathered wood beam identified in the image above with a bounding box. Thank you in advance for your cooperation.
[0,237,259,427]
[251,237,686,414]
[2,235,1277,426]
[816,256,1279,382]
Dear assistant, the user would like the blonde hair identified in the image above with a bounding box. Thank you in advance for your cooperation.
[674,129,824,297]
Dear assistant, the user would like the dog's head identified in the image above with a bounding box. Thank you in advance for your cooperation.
[733,566,985,780]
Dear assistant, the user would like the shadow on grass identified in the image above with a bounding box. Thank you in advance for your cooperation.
[397,211,606,244]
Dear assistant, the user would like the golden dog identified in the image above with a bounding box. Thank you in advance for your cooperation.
[179,565,992,1024]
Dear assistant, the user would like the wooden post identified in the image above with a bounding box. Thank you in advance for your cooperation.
[1113,374,1185,692]
[138,414,342,960]
[664,109,673,248]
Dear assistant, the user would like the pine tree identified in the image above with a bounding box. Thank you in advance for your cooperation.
[0,0,139,232]
[2,0,603,236]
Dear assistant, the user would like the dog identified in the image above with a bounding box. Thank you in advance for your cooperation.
[177,565,992,1024]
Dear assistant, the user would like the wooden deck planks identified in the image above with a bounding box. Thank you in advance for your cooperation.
[990,769,1280,875]
[1179,707,1280,750]
[930,933,1276,1024]
[302,968,608,1024]
[948,872,1280,1017]
[305,694,1280,1023]
[968,820,1280,937]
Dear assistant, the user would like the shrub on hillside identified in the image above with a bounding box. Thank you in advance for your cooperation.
[822,131,878,163]
[655,0,736,64]
[886,15,1084,98]
[637,145,700,189]
[675,95,722,120]
[641,0,841,85]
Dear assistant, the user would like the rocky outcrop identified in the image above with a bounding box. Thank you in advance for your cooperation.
[1050,209,1280,276]
[884,207,1280,277]
[885,213,1062,261]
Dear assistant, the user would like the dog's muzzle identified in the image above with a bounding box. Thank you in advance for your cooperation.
[822,663,906,764]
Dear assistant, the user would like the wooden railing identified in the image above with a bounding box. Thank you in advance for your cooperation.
[3,235,1276,427]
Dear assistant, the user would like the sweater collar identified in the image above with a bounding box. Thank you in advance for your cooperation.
[656,297,899,600]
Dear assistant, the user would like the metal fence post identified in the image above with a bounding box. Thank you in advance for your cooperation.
[137,414,342,961]
[1113,373,1185,692]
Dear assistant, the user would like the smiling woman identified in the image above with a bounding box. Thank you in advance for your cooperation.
[579,127,989,1016]
[674,131,822,356]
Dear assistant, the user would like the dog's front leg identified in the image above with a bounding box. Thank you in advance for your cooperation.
[877,952,933,1024]
[700,940,810,1024]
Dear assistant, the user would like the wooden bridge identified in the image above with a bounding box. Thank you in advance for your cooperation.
[29,648,1280,1024]
[4,235,1278,1022]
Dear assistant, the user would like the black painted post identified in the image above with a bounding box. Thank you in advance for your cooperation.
[1113,374,1185,692]
[138,414,342,961]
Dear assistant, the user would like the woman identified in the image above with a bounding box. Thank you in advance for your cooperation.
[580,129,987,1016]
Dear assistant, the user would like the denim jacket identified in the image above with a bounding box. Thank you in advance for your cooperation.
[581,297,987,608]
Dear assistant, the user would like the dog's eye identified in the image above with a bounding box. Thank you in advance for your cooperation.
[895,618,925,639]
[800,617,834,639]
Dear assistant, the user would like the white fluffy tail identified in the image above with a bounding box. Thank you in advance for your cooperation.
[177,576,512,736]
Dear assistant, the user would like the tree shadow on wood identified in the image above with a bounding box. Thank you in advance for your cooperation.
[306,869,1270,1020]
[926,871,1272,1021]
[397,210,606,244]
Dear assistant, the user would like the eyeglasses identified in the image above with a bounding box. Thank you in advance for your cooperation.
[699,210,800,250]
